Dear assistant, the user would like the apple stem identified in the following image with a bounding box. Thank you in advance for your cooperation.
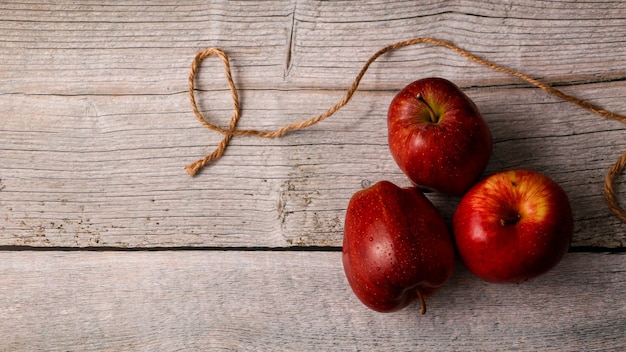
[417,289,426,314]
[415,93,438,123]
[500,213,521,226]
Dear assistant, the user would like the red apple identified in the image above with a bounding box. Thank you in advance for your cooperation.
[452,169,573,283]
[342,181,455,313]
[387,77,492,195]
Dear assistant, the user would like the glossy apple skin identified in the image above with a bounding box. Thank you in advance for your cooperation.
[453,169,573,283]
[342,181,455,313]
[387,77,492,195]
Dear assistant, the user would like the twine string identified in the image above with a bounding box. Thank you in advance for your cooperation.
[186,37,626,221]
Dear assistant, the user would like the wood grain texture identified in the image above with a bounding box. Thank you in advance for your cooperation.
[2,86,624,248]
[2,0,626,249]
[1,250,624,351]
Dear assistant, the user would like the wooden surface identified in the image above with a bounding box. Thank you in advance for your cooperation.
[1,1,625,350]
[2,251,624,351]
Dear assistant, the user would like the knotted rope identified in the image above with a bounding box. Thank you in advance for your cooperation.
[186,37,626,222]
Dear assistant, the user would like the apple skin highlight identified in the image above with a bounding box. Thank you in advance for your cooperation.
[452,170,573,284]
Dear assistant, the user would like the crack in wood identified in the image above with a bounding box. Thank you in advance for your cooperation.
[284,1,297,78]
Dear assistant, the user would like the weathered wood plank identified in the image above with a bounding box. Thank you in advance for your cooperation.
[1,0,626,248]
[0,250,623,351]
[286,1,626,88]
[0,1,295,95]
[1,84,625,248]
[3,0,626,96]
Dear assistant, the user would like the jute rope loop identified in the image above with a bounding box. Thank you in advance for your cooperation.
[186,37,626,222]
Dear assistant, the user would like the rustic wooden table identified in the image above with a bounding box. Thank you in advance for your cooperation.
[1,1,625,351]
